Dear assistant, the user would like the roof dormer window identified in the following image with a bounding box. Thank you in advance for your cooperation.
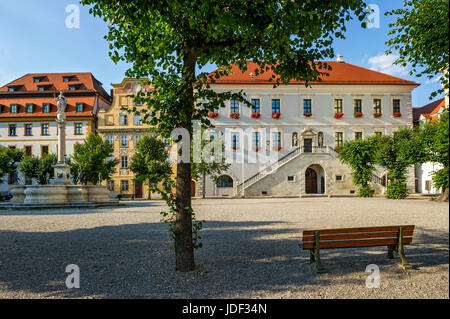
[69,84,81,91]
[8,87,15,92]
[33,76,45,83]
[76,102,84,112]
[26,103,34,113]
[43,103,51,113]
[10,104,18,113]
[63,75,73,83]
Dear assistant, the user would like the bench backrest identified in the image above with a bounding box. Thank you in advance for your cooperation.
[302,225,415,250]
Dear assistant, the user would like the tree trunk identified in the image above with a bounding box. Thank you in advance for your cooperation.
[202,173,206,199]
[438,187,449,202]
[174,48,197,272]
[148,179,151,200]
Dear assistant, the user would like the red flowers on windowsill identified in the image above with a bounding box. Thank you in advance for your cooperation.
[252,146,260,152]
[208,112,219,118]
[231,146,239,151]
[272,145,282,151]
[304,113,312,117]
[354,112,363,118]
[373,112,382,118]
[251,112,261,119]
[334,112,344,119]
[230,112,240,119]
[393,112,402,118]
[271,112,281,119]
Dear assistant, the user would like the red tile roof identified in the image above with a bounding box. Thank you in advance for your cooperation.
[0,72,111,101]
[413,98,445,123]
[208,61,420,86]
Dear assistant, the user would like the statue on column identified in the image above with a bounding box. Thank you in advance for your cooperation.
[53,91,71,184]
[56,91,67,122]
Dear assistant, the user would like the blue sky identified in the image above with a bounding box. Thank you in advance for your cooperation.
[0,0,443,107]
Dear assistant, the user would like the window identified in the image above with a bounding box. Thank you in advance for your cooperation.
[303,99,312,115]
[10,104,17,114]
[373,99,382,113]
[354,99,362,113]
[9,146,16,150]
[41,145,49,156]
[69,85,78,91]
[38,86,45,92]
[216,175,233,188]
[135,135,141,143]
[120,180,129,191]
[41,123,49,135]
[25,124,32,136]
[374,131,383,137]
[336,175,343,181]
[74,123,82,135]
[8,124,17,136]
[334,99,343,114]
[24,146,32,157]
[107,180,115,191]
[251,99,260,113]
[76,103,84,113]
[287,176,296,182]
[26,103,33,113]
[272,132,281,146]
[231,132,239,149]
[121,156,128,168]
[134,115,142,125]
[121,135,128,147]
[252,131,260,146]
[43,103,50,113]
[63,76,72,82]
[355,132,363,140]
[8,87,15,92]
[272,99,280,113]
[230,99,239,113]
[425,180,431,192]
[107,135,114,145]
[120,115,128,126]
[33,77,40,83]
[335,132,343,147]
[393,99,401,113]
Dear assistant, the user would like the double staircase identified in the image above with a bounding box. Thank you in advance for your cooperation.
[236,146,338,195]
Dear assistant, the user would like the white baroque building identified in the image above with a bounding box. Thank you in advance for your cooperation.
[198,60,419,198]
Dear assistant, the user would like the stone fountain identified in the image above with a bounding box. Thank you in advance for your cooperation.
[9,92,116,209]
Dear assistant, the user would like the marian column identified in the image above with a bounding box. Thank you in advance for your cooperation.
[53,91,71,185]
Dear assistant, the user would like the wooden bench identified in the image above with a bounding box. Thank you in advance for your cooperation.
[300,225,415,272]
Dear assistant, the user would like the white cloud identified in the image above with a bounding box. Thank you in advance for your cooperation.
[367,53,408,76]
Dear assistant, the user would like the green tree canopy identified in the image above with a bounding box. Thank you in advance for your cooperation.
[82,0,368,272]
[18,153,57,185]
[0,147,23,184]
[338,136,379,197]
[70,133,118,185]
[129,135,173,199]
[386,0,449,99]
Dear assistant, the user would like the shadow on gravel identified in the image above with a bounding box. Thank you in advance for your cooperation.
[0,220,448,298]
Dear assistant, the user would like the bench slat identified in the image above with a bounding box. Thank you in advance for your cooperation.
[303,225,414,236]
[303,230,414,242]
[303,237,412,250]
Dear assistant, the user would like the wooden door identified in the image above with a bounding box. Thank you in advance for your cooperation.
[134,182,143,199]
[190,180,196,197]
[305,168,317,194]
[304,138,312,153]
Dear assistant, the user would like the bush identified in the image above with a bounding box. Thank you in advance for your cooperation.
[386,181,409,199]
[358,185,375,197]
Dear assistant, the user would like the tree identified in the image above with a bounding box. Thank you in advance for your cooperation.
[418,109,449,201]
[18,153,57,185]
[82,0,367,272]
[338,136,379,197]
[0,147,23,184]
[386,0,449,99]
[70,133,118,185]
[191,127,230,198]
[376,128,424,199]
[129,135,173,199]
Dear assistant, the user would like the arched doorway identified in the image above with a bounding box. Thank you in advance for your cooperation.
[216,175,234,196]
[305,168,317,194]
[305,164,326,194]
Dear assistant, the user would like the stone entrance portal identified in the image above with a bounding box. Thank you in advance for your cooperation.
[305,164,326,194]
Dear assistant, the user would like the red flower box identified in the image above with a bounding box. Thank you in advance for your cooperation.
[252,146,260,152]
[271,112,281,119]
[208,112,219,118]
[272,145,282,151]
[231,146,239,151]
[354,112,363,118]
[393,112,402,118]
[251,112,261,119]
[304,113,312,117]
[334,112,344,119]
[230,112,240,119]
[373,112,382,118]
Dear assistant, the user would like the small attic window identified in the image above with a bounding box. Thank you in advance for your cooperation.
[33,76,45,83]
[10,104,18,113]
[43,103,51,113]
[69,84,81,91]
[37,85,50,92]
[8,87,15,92]
[26,103,34,113]
[63,76,73,82]
[76,102,84,112]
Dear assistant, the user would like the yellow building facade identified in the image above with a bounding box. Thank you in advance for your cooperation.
[98,78,166,199]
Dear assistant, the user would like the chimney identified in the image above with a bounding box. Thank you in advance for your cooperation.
[336,55,344,63]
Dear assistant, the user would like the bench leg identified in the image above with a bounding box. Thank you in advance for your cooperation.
[310,249,315,263]
[398,227,409,267]
[387,245,395,259]
[314,232,325,273]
